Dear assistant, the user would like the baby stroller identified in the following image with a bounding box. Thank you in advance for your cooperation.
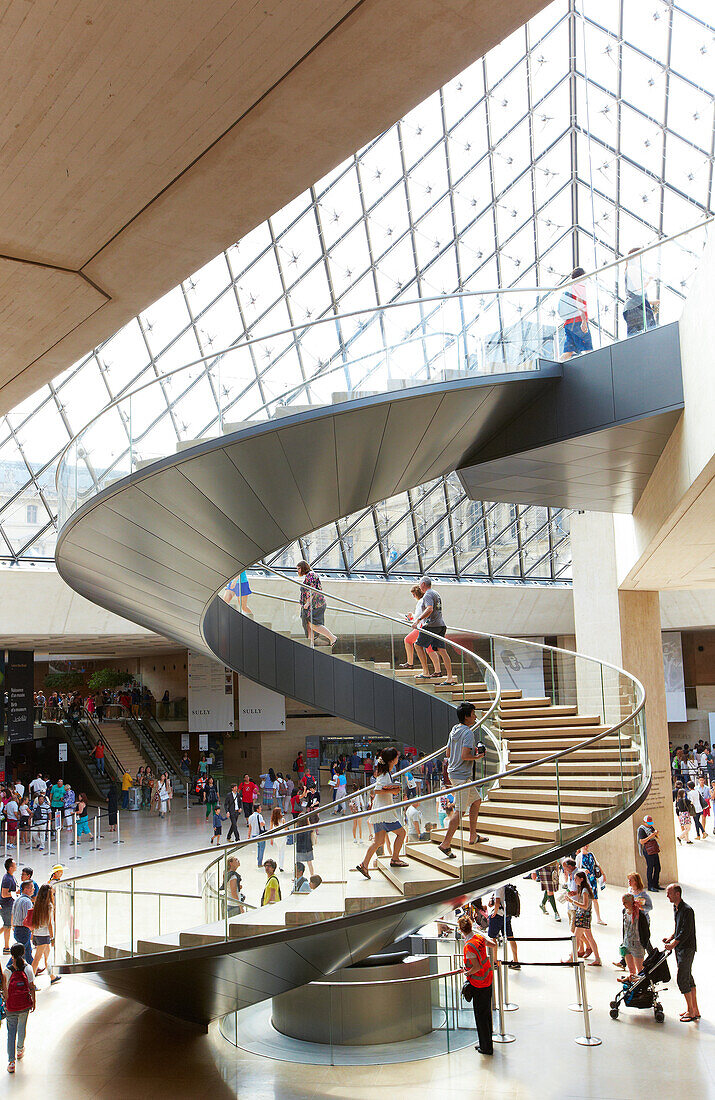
[609,949,671,1022]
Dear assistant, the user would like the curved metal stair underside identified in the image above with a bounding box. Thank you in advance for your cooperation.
[54,363,654,1025]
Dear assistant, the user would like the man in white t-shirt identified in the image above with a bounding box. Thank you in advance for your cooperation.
[405,802,425,841]
[248,809,267,868]
[29,774,46,805]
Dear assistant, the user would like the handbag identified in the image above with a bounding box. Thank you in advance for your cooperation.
[461,980,474,1003]
[643,836,660,855]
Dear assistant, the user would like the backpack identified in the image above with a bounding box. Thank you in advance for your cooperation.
[504,883,520,918]
[5,967,33,1013]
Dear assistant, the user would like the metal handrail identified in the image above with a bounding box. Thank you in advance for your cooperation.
[55,217,711,487]
[255,564,646,715]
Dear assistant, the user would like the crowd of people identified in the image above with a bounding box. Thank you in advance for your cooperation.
[0,777,95,851]
[671,742,715,842]
[32,683,157,725]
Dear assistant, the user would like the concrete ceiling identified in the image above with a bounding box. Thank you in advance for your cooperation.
[0,0,547,416]
[4,634,178,658]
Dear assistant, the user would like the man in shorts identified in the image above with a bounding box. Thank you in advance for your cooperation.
[412,577,456,684]
[664,883,699,1022]
[438,702,489,858]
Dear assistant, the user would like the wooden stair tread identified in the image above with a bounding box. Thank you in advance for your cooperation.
[375,856,454,895]
[482,800,595,822]
[499,714,602,729]
[428,829,545,859]
[405,842,507,878]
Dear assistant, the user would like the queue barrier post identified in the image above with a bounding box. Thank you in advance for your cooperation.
[3,821,7,859]
[575,961,602,1047]
[56,821,61,864]
[491,961,515,1044]
[16,821,21,864]
[93,811,101,852]
[114,811,123,845]
[569,933,591,1011]
[501,932,518,1011]
[69,816,81,861]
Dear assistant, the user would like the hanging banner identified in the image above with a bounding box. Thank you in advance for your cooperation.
[493,639,545,698]
[238,676,286,732]
[187,651,234,733]
[662,632,687,723]
[6,650,34,743]
[181,733,190,751]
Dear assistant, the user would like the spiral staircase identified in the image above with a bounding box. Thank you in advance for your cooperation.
[48,263,692,1023]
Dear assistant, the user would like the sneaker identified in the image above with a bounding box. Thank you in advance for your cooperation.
[554,914,562,922]
[16,1049,24,1060]
[7,1062,15,1073]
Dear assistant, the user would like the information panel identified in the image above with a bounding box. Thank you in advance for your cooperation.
[662,631,687,723]
[187,651,234,733]
[238,676,286,731]
[6,650,34,743]
[493,638,545,698]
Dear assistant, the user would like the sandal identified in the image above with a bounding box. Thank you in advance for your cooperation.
[353,864,370,880]
[390,860,409,867]
[679,1015,698,1022]
[438,846,456,859]
[472,835,489,844]
[414,673,436,680]
[587,960,602,967]
[440,678,458,685]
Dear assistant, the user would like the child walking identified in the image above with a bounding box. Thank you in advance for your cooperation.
[210,806,225,845]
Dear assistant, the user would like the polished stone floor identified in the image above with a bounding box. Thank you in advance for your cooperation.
[4,805,715,1098]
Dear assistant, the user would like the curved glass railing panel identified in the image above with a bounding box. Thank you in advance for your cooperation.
[218,959,477,1061]
[57,220,710,527]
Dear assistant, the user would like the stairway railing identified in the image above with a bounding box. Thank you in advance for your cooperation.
[54,578,645,970]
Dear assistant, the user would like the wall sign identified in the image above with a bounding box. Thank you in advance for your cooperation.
[58,743,68,763]
[238,676,286,732]
[493,639,545,699]
[662,632,687,723]
[198,734,209,752]
[187,651,234,733]
[181,733,190,751]
[6,650,34,743]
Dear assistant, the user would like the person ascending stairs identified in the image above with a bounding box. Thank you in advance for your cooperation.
[439,702,489,859]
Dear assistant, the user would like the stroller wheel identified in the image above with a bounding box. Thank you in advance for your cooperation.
[609,1000,618,1009]
[654,1006,665,1022]
[610,1008,619,1020]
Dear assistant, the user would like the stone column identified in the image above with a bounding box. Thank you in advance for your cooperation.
[571,512,677,888]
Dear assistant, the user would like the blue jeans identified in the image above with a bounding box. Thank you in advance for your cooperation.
[256,840,266,866]
[96,757,105,774]
[13,926,33,965]
[6,1010,29,1061]
[122,791,129,809]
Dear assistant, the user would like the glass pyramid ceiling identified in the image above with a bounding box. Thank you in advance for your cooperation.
[0,0,713,580]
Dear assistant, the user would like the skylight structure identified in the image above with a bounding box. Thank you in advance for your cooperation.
[0,0,712,581]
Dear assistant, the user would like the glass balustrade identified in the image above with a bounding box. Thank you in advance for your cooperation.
[56,222,709,527]
[53,626,645,970]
